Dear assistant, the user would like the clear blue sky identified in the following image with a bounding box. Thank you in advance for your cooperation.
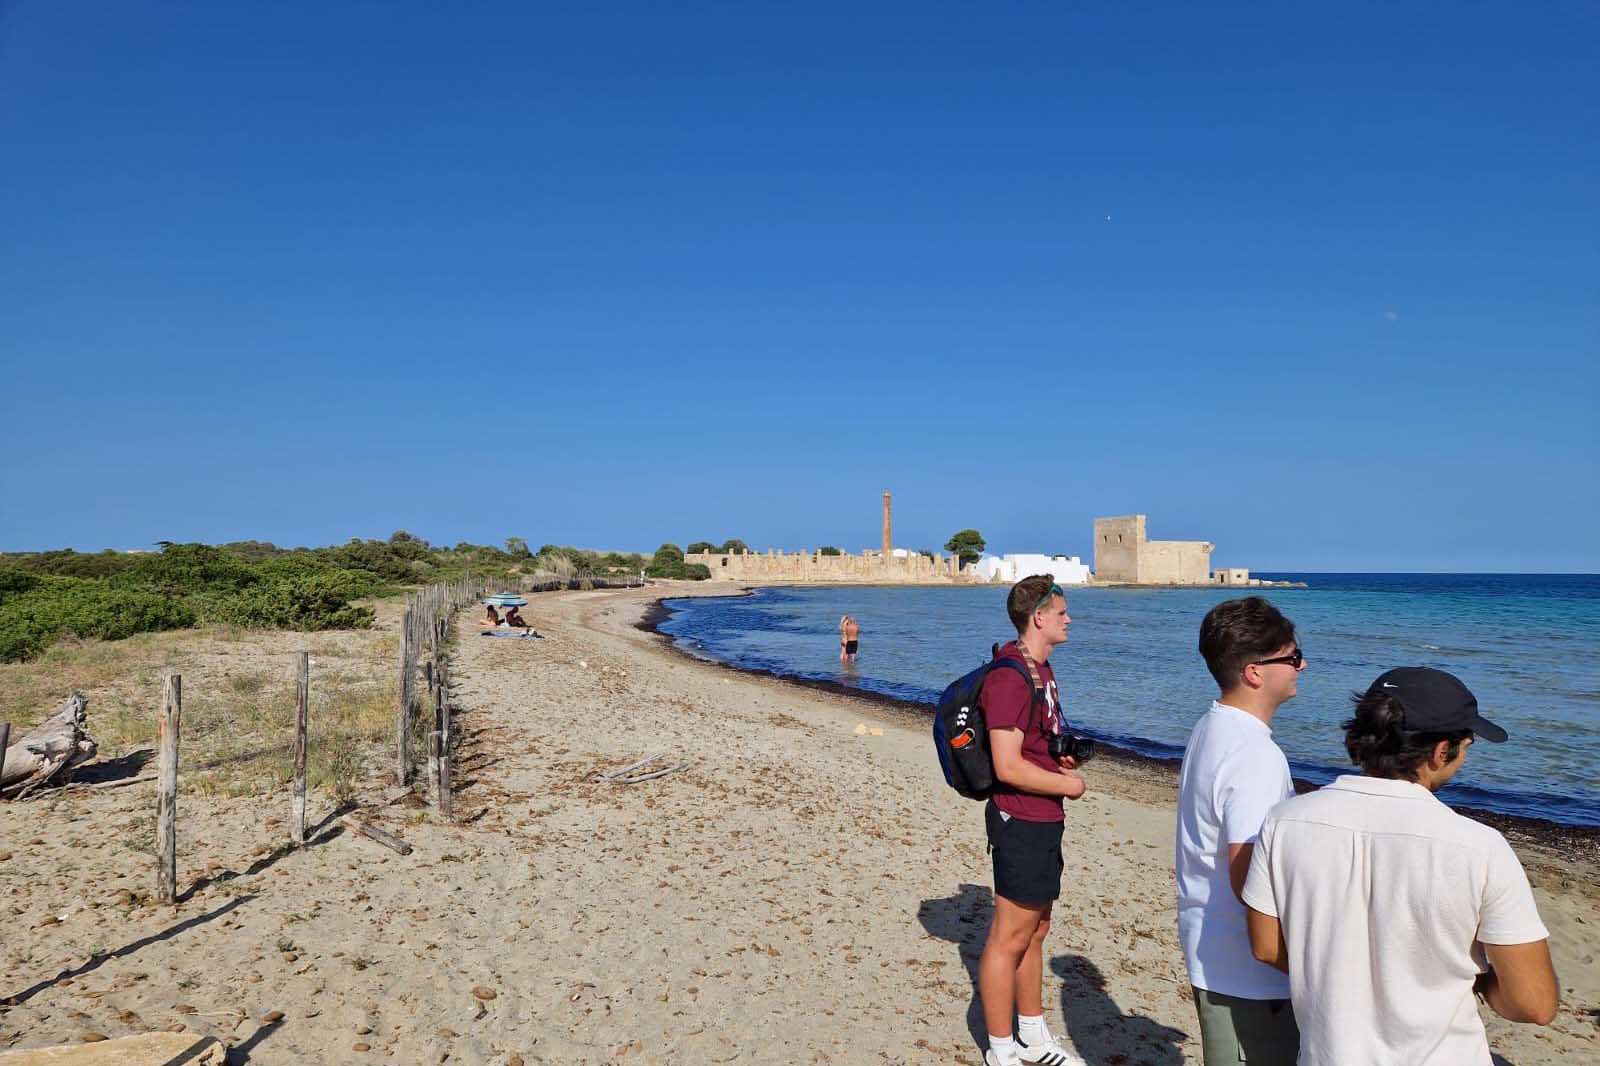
[2,2,1595,571]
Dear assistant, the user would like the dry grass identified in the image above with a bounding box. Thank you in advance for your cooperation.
[0,604,401,800]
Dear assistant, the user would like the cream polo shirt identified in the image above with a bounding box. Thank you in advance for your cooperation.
[1243,775,1549,1066]
[1175,701,1294,999]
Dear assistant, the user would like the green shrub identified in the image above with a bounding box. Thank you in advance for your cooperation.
[686,541,716,555]
[818,546,841,556]
[0,566,40,604]
[209,575,375,631]
[0,580,197,663]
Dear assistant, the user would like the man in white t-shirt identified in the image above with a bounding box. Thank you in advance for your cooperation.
[1244,667,1558,1065]
[1175,597,1304,1066]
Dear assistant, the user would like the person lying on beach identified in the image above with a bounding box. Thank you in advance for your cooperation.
[839,614,860,663]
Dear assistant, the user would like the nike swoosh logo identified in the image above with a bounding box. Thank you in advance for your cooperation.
[1381,682,1398,688]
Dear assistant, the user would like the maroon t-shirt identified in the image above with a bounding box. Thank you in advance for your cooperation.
[981,641,1065,823]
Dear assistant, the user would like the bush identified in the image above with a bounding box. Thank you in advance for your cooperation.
[686,541,716,555]
[718,539,749,555]
[818,546,841,556]
[0,566,40,604]
[0,579,197,663]
[209,575,376,631]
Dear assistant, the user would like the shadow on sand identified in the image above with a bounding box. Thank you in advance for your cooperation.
[1050,954,1187,1066]
[919,884,1188,1065]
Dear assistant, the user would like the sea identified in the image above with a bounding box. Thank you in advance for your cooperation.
[656,574,1600,828]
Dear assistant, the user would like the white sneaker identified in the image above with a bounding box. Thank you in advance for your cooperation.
[984,1050,1022,1066]
[1015,1034,1088,1066]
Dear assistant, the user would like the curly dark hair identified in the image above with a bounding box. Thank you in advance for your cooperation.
[1197,597,1297,689]
[1344,690,1472,781]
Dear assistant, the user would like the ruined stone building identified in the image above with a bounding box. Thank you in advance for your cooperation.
[684,490,973,584]
[1093,515,1214,585]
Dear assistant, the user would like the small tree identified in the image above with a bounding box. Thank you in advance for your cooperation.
[686,541,716,555]
[646,543,686,577]
[718,538,749,555]
[944,529,986,566]
[505,537,532,558]
[818,546,841,556]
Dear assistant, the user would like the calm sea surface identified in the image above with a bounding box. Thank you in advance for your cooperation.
[658,575,1600,827]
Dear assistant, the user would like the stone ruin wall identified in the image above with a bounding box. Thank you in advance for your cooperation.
[685,549,972,584]
[1093,514,1215,585]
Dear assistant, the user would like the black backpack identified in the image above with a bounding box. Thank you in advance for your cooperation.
[932,645,1040,800]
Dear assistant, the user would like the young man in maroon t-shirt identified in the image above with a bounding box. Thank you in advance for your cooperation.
[977,574,1089,1066]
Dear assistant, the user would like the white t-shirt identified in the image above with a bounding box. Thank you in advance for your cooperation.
[1175,701,1295,999]
[1243,775,1549,1066]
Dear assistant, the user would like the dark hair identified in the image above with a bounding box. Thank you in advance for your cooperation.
[1197,597,1297,689]
[1343,690,1472,781]
[1007,574,1058,634]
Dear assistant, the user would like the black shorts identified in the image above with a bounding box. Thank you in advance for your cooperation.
[844,640,859,654]
[985,801,1064,905]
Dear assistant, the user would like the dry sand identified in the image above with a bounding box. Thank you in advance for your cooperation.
[1,584,1596,1064]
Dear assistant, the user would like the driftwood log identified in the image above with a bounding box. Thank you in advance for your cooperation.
[0,692,97,799]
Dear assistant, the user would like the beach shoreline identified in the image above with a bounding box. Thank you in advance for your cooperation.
[640,586,1600,877]
[1,583,1594,1064]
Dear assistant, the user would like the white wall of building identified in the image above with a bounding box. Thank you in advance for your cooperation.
[974,553,1091,585]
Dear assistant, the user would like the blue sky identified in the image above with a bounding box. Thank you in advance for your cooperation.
[2,2,1596,571]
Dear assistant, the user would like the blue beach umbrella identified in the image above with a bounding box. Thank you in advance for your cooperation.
[483,594,528,607]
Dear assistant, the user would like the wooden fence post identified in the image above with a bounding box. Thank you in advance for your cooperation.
[428,731,442,809]
[156,675,181,904]
[438,661,453,821]
[292,652,309,845]
[0,722,10,782]
[397,603,412,787]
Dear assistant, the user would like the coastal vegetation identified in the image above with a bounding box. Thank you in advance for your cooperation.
[645,543,713,581]
[0,533,650,663]
[944,528,986,565]
[685,538,750,555]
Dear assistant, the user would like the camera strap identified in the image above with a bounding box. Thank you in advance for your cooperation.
[1015,643,1063,736]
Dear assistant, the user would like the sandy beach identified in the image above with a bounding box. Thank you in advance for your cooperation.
[1,583,1596,1064]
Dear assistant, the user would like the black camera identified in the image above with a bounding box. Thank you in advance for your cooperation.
[1049,733,1096,763]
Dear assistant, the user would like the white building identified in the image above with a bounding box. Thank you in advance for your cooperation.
[974,553,1091,585]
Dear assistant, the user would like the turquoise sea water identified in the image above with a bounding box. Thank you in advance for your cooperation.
[658,575,1600,827]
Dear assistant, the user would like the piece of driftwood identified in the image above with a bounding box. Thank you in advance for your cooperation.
[0,693,98,799]
[0,1032,224,1064]
[592,754,687,785]
[342,816,413,855]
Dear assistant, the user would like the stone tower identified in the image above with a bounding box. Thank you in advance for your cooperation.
[882,491,892,558]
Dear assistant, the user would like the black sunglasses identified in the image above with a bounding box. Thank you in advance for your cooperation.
[1253,647,1304,669]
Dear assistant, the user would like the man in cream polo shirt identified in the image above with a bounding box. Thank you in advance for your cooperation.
[1244,667,1557,1065]
[1175,597,1304,1066]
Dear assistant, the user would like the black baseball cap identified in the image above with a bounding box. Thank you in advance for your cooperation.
[1365,667,1508,742]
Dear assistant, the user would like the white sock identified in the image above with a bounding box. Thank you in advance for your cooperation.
[988,1034,1019,1062]
[1017,1014,1050,1045]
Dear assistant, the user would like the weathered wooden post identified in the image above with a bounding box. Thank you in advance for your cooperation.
[397,603,413,786]
[0,722,10,782]
[156,675,181,904]
[292,652,309,844]
[428,731,443,809]
[437,662,453,820]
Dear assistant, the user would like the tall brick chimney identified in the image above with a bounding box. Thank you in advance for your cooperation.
[882,491,892,558]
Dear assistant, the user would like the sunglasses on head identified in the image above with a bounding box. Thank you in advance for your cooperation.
[1252,647,1304,669]
[1031,584,1067,614]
